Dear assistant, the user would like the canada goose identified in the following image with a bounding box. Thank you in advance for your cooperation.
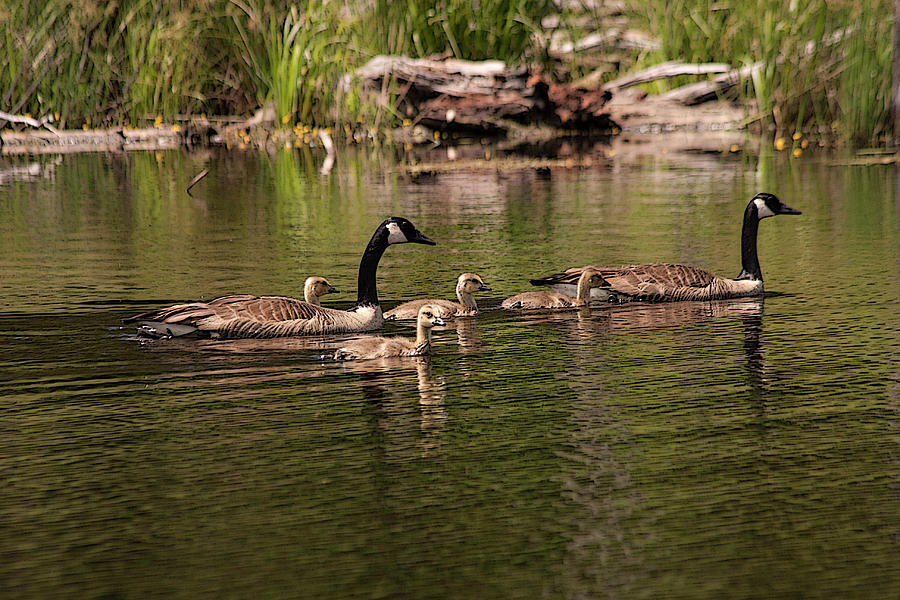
[302,276,339,305]
[384,272,491,320]
[333,305,445,360]
[529,192,801,303]
[123,217,435,338]
[502,268,608,309]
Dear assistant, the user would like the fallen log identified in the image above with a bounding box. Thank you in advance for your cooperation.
[356,55,616,134]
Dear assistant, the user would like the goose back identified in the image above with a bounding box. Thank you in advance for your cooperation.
[124,295,381,338]
[501,290,583,309]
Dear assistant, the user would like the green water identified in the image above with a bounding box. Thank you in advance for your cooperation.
[1,147,898,599]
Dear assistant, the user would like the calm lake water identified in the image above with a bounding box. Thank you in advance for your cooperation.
[2,143,899,599]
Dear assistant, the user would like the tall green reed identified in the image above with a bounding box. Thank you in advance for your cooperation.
[367,0,551,61]
[1,0,892,145]
[631,0,892,145]
[1,1,217,127]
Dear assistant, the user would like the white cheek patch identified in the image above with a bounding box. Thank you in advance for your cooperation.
[754,198,776,218]
[385,222,409,244]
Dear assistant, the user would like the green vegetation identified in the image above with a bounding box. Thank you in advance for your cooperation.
[0,0,893,146]
[631,0,892,146]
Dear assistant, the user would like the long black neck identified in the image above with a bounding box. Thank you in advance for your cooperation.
[356,229,388,307]
[736,203,762,281]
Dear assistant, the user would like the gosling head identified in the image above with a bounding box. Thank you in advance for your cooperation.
[750,192,801,220]
[304,276,339,303]
[382,217,436,246]
[580,268,609,289]
[417,305,446,328]
[457,273,492,294]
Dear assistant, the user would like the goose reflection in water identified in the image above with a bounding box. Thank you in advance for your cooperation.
[502,296,768,391]
[608,297,767,392]
[340,357,447,455]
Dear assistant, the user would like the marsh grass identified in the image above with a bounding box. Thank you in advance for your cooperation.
[631,0,892,145]
[0,0,894,146]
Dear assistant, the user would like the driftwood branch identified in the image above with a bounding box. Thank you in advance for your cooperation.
[660,63,761,105]
[185,168,209,197]
[601,61,731,93]
[656,28,852,106]
[549,29,660,58]
[0,110,61,134]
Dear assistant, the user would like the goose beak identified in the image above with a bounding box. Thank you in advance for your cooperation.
[479,283,492,291]
[778,203,802,215]
[327,285,339,294]
[411,229,436,245]
[433,316,446,326]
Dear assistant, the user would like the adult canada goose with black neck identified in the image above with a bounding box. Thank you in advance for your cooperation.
[123,217,435,338]
[529,193,801,303]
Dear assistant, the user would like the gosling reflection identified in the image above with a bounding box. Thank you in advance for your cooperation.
[606,297,768,392]
[340,357,447,454]
[603,296,764,330]
[453,315,483,353]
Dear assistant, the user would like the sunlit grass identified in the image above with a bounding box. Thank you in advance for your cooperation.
[0,0,893,146]
[630,0,892,145]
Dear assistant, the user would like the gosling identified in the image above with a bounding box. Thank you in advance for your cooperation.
[303,276,340,305]
[385,273,491,320]
[501,269,608,309]
[334,305,445,360]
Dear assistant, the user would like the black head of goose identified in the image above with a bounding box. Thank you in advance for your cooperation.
[529,192,801,303]
[123,216,435,338]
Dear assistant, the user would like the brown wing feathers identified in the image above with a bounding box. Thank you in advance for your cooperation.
[531,263,720,302]
[123,295,329,327]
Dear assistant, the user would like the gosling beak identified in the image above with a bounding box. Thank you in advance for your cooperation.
[327,285,340,294]
[411,229,436,245]
[778,203,802,215]
[433,316,446,327]
[479,283,492,291]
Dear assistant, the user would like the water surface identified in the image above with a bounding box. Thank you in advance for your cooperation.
[1,146,899,599]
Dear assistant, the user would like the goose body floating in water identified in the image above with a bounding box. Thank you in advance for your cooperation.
[529,192,801,303]
[502,269,607,309]
[385,272,491,320]
[334,305,445,360]
[123,217,435,338]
